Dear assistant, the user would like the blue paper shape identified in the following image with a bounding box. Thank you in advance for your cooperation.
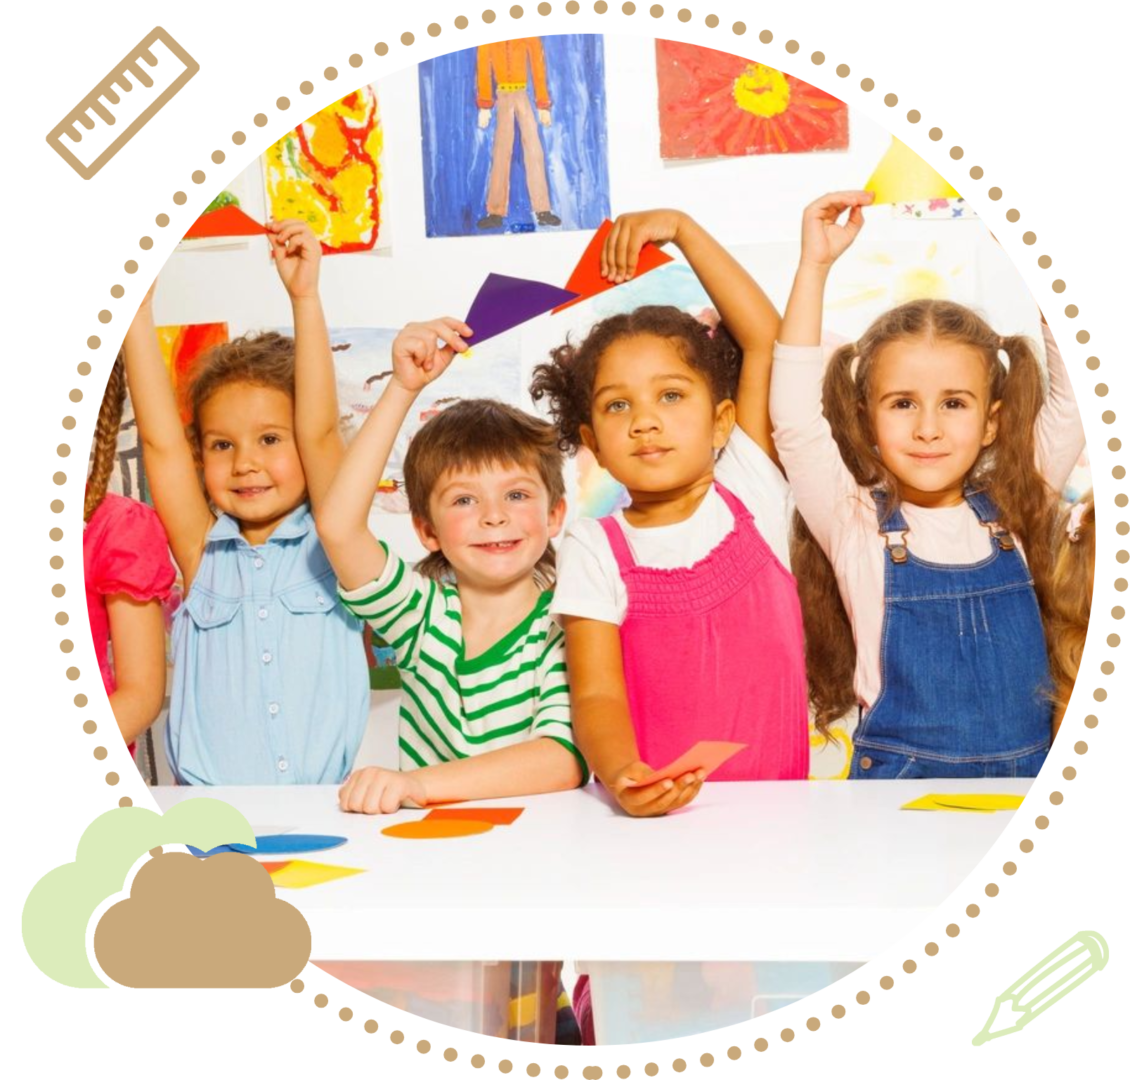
[188,834,348,858]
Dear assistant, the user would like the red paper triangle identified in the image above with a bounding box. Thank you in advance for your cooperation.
[552,220,675,314]
[184,203,268,240]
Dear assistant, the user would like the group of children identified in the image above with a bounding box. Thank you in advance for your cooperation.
[85,191,1092,817]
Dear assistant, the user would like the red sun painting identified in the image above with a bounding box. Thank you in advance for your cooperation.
[656,40,849,160]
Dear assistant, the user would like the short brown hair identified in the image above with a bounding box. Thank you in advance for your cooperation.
[403,399,566,587]
[185,331,296,450]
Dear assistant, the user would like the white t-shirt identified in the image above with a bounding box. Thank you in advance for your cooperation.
[550,426,794,626]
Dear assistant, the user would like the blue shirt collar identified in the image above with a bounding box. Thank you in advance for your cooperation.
[206,502,313,546]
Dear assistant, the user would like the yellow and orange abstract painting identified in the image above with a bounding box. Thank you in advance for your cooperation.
[263,86,385,254]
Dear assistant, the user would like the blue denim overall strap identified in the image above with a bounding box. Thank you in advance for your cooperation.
[850,488,1051,780]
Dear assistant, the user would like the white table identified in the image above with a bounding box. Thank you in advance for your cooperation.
[152,778,1028,963]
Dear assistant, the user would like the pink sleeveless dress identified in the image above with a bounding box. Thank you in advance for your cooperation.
[572,485,809,1040]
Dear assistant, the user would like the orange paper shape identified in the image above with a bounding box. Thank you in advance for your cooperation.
[183,204,268,239]
[552,220,674,314]
[425,807,524,826]
[381,820,495,840]
[627,740,748,786]
[260,861,291,873]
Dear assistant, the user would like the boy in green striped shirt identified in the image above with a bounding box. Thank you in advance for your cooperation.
[316,316,586,813]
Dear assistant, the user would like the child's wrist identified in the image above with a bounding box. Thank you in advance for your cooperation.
[796,258,833,277]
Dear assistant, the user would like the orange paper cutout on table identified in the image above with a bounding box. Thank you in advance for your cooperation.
[625,740,748,786]
[260,861,290,874]
[552,219,674,313]
[382,820,495,840]
[425,807,524,826]
[183,204,268,239]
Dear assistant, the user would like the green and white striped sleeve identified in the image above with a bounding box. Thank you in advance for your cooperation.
[532,621,587,783]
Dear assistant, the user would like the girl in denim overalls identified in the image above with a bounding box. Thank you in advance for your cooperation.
[771,191,1084,780]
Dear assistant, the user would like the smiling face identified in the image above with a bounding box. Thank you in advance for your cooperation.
[580,334,734,497]
[414,460,566,591]
[868,336,1000,508]
[197,381,308,543]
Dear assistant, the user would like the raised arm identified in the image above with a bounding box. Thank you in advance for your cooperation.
[602,210,781,457]
[267,220,344,511]
[315,317,470,591]
[121,292,214,587]
[105,595,168,745]
[770,192,873,554]
[1034,315,1085,493]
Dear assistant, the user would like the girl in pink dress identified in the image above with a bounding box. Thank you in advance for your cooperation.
[532,210,808,819]
[83,353,176,760]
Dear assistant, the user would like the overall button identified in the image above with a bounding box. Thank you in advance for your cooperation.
[268,702,280,716]
[276,756,289,773]
[262,651,273,664]
[257,608,268,620]
[253,557,264,569]
[860,756,873,771]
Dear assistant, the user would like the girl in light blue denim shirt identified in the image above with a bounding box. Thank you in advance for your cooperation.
[122,220,368,785]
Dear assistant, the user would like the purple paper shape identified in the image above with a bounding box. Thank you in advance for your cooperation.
[464,273,579,345]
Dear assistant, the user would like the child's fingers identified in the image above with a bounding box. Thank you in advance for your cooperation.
[432,322,470,354]
[379,783,404,815]
[438,316,474,339]
[613,223,635,282]
[602,220,622,279]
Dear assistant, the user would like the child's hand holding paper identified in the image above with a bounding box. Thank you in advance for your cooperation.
[610,759,703,818]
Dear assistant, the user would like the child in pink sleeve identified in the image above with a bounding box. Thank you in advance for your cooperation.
[83,354,176,757]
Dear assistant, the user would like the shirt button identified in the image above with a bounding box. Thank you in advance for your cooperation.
[268,702,280,715]
[253,557,264,569]
[860,756,873,771]
[316,594,326,606]
[258,608,268,620]
[277,756,288,773]
[262,651,273,664]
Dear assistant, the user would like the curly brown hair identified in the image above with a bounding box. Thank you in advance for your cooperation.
[184,331,296,452]
[529,305,741,454]
[795,299,1060,734]
[404,398,566,589]
[85,352,126,523]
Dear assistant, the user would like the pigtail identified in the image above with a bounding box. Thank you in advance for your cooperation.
[793,342,887,735]
[85,353,126,523]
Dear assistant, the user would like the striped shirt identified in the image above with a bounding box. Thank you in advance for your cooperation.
[339,546,584,779]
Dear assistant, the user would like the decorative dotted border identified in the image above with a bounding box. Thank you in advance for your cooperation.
[422,11,741,30]
[422,1048,741,1070]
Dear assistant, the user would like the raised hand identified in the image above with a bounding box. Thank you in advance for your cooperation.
[800,190,874,268]
[602,209,685,284]
[267,219,322,300]
[390,317,471,393]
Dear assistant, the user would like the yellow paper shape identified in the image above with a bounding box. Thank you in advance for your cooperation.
[268,860,366,889]
[934,794,1025,812]
[901,795,991,812]
[864,137,961,205]
[901,793,1025,812]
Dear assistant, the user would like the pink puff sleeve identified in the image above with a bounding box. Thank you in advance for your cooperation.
[85,492,176,602]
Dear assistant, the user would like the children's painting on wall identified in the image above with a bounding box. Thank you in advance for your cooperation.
[178,173,257,251]
[263,86,387,254]
[157,322,230,422]
[656,40,849,160]
[419,35,611,237]
[324,327,525,511]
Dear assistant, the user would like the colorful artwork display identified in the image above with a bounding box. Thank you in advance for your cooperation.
[156,322,230,422]
[656,40,848,160]
[263,86,386,254]
[178,175,257,251]
[864,136,960,205]
[419,35,611,237]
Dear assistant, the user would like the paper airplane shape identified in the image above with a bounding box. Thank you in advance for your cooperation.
[183,203,268,240]
[463,273,578,345]
[864,137,961,206]
[553,219,675,314]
